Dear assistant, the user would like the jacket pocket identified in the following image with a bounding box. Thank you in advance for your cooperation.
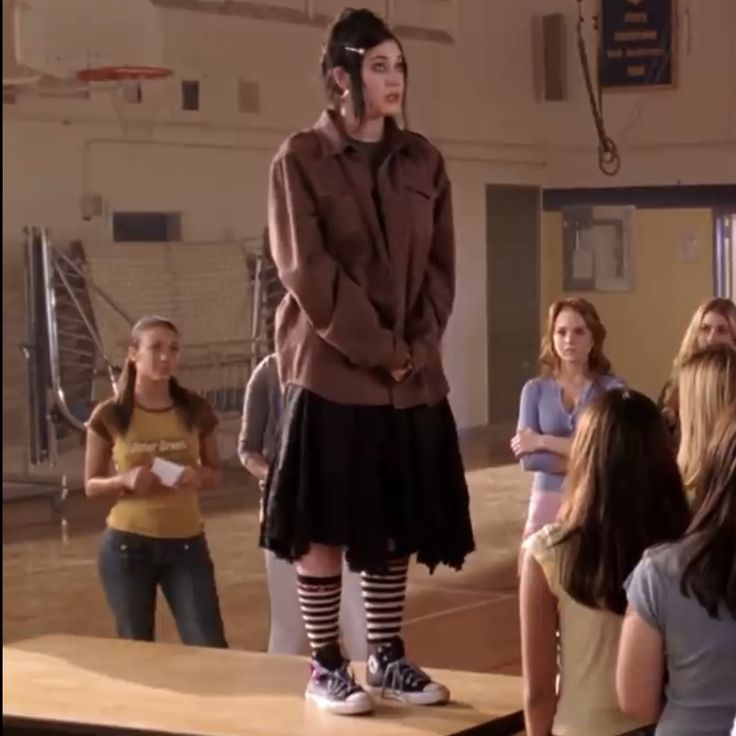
[405,183,434,242]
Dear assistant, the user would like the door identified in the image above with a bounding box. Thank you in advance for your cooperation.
[714,210,736,300]
[486,185,541,428]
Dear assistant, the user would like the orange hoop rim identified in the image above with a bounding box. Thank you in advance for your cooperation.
[76,66,173,82]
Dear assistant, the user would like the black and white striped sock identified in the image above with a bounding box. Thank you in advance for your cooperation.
[296,574,342,659]
[361,558,409,645]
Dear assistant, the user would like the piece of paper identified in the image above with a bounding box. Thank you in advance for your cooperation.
[151,457,185,486]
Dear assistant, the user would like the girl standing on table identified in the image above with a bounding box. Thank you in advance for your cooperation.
[85,316,227,648]
[511,298,622,540]
[261,7,475,717]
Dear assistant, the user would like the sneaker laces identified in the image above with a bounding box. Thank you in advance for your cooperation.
[318,662,363,700]
[380,656,431,697]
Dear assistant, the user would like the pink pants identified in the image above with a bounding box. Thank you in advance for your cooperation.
[522,490,563,540]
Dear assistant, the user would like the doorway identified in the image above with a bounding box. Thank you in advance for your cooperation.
[486,185,541,428]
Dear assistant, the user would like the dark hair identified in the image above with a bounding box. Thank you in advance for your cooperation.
[680,404,736,619]
[112,315,197,435]
[320,7,407,122]
[539,298,613,378]
[557,389,690,614]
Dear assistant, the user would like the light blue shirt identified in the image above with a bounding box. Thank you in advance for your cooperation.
[626,543,736,736]
[516,374,624,492]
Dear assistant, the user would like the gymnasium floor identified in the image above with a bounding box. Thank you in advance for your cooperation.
[2,428,526,677]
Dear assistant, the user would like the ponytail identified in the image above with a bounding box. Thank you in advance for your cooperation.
[112,359,137,434]
[169,376,197,430]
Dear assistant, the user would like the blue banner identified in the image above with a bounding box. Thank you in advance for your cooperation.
[599,0,675,89]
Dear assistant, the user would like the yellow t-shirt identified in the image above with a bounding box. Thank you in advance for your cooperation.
[87,395,218,539]
[524,523,650,736]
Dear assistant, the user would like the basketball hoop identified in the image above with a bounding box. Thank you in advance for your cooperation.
[76,66,172,83]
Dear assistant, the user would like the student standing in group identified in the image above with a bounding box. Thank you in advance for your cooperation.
[675,343,736,501]
[239,352,367,659]
[85,316,227,647]
[512,298,623,540]
[658,297,736,446]
[521,389,689,736]
[618,404,736,736]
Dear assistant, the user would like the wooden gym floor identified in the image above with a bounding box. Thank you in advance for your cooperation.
[2,428,526,678]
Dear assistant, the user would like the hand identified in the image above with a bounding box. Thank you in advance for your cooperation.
[121,466,157,496]
[390,360,413,383]
[174,467,203,492]
[510,428,541,457]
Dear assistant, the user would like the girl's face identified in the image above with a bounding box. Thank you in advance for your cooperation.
[355,39,406,119]
[698,310,734,349]
[553,309,594,367]
[129,326,180,382]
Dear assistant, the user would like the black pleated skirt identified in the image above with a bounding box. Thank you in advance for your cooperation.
[259,385,475,574]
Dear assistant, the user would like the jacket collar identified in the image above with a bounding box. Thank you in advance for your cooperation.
[312,109,413,158]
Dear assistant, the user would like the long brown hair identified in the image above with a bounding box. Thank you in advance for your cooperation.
[660,298,736,421]
[557,389,690,614]
[677,344,736,492]
[539,298,612,378]
[680,404,736,619]
[113,315,197,435]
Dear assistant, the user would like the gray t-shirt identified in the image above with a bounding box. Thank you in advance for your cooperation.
[626,542,736,736]
[238,354,282,465]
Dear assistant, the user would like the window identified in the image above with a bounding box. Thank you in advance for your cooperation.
[237,79,260,114]
[181,80,200,111]
[112,212,181,242]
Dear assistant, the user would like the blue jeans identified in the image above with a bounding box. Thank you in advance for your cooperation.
[98,528,227,648]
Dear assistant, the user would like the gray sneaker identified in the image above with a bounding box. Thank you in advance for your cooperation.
[366,637,450,706]
[305,658,374,716]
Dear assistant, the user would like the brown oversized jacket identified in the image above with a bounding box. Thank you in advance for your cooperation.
[268,110,455,408]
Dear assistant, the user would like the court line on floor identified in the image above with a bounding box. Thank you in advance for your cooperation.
[403,593,517,627]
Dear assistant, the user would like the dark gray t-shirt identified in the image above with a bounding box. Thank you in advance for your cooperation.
[238,355,282,465]
[626,542,736,736]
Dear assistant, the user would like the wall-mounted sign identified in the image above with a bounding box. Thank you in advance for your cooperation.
[599,0,675,89]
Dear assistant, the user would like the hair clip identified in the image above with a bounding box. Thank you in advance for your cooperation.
[344,45,365,55]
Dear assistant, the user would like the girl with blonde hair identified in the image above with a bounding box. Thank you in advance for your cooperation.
[659,298,736,444]
[677,343,736,499]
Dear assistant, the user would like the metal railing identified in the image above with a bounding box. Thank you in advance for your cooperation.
[7,227,271,503]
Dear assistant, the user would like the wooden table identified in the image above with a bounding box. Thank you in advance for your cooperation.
[3,635,524,736]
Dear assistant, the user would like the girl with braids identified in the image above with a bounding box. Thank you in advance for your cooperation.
[85,316,227,647]
[262,7,474,715]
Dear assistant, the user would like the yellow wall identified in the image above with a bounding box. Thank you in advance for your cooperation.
[541,209,714,399]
